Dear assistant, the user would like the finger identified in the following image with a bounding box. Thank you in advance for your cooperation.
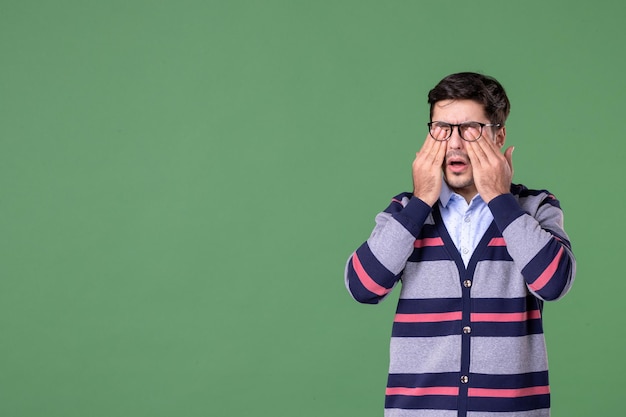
[432,132,448,163]
[464,125,482,142]
[421,126,445,161]
[476,128,501,154]
[461,127,487,162]
[465,137,486,166]
[504,146,515,171]
[432,125,448,142]
[433,132,447,159]
[470,130,499,163]
[465,142,480,168]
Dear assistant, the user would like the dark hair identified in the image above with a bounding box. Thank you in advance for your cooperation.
[428,72,511,126]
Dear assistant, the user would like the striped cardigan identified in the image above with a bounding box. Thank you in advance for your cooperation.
[345,184,576,417]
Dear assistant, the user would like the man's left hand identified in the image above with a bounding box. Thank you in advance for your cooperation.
[465,133,514,203]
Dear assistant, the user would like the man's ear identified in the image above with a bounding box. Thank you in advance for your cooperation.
[496,126,507,148]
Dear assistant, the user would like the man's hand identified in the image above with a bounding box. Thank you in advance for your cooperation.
[412,127,446,206]
[465,131,514,203]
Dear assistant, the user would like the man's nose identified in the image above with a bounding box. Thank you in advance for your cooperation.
[447,128,464,149]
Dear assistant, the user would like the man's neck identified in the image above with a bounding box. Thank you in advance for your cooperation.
[447,185,479,205]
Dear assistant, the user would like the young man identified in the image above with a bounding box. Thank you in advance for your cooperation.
[345,72,575,417]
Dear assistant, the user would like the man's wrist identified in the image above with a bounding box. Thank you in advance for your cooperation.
[413,192,438,207]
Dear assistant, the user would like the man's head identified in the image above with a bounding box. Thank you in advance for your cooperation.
[428,72,510,127]
[427,72,511,201]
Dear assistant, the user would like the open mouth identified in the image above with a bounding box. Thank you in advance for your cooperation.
[446,157,469,173]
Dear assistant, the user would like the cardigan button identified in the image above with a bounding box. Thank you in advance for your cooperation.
[463,280,472,288]
[463,326,472,334]
[461,375,469,384]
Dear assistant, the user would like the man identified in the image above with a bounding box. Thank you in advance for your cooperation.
[345,72,575,417]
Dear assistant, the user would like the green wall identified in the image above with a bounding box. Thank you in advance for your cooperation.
[1,1,623,416]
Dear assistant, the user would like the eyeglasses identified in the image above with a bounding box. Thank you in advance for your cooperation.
[427,121,501,142]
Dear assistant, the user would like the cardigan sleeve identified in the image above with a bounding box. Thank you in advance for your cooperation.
[345,193,432,304]
[488,191,576,301]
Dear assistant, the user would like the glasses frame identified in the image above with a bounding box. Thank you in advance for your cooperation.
[427,121,502,142]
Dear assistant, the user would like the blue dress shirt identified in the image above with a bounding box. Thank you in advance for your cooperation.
[438,182,494,267]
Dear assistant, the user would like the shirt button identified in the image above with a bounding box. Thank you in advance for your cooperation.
[461,375,469,384]
[462,247,469,254]
[463,326,471,334]
[464,216,471,223]
[463,280,472,288]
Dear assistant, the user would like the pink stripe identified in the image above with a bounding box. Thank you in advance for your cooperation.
[395,311,463,323]
[351,253,390,296]
[529,246,565,292]
[414,237,444,248]
[488,237,507,246]
[469,385,550,398]
[471,310,541,322]
[386,386,459,397]
[391,198,403,204]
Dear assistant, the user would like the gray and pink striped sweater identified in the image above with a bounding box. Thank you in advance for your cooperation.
[345,184,575,417]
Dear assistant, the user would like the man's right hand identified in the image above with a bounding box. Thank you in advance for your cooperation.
[412,127,446,206]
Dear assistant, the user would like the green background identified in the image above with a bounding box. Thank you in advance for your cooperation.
[1,1,623,416]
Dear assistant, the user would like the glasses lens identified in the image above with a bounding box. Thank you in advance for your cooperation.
[459,122,482,142]
[430,122,452,141]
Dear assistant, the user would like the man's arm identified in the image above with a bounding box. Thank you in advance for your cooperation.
[345,194,432,304]
[466,131,575,300]
[489,191,576,301]
[345,133,446,304]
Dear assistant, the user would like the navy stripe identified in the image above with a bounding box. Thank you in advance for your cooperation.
[346,244,398,304]
[478,246,513,261]
[468,395,550,413]
[522,239,572,300]
[471,371,549,388]
[534,254,573,300]
[392,321,461,337]
[386,395,458,410]
[522,239,563,282]
[346,261,380,304]
[396,298,462,314]
[355,243,397,286]
[473,296,541,313]
[388,372,460,387]
[408,247,451,262]
[415,224,442,239]
[471,320,544,337]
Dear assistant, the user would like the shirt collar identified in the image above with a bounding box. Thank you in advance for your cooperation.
[439,181,455,208]
[439,181,484,208]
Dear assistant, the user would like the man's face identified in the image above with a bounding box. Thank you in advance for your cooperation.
[431,99,505,199]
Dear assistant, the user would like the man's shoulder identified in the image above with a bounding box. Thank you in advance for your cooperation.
[510,183,562,210]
